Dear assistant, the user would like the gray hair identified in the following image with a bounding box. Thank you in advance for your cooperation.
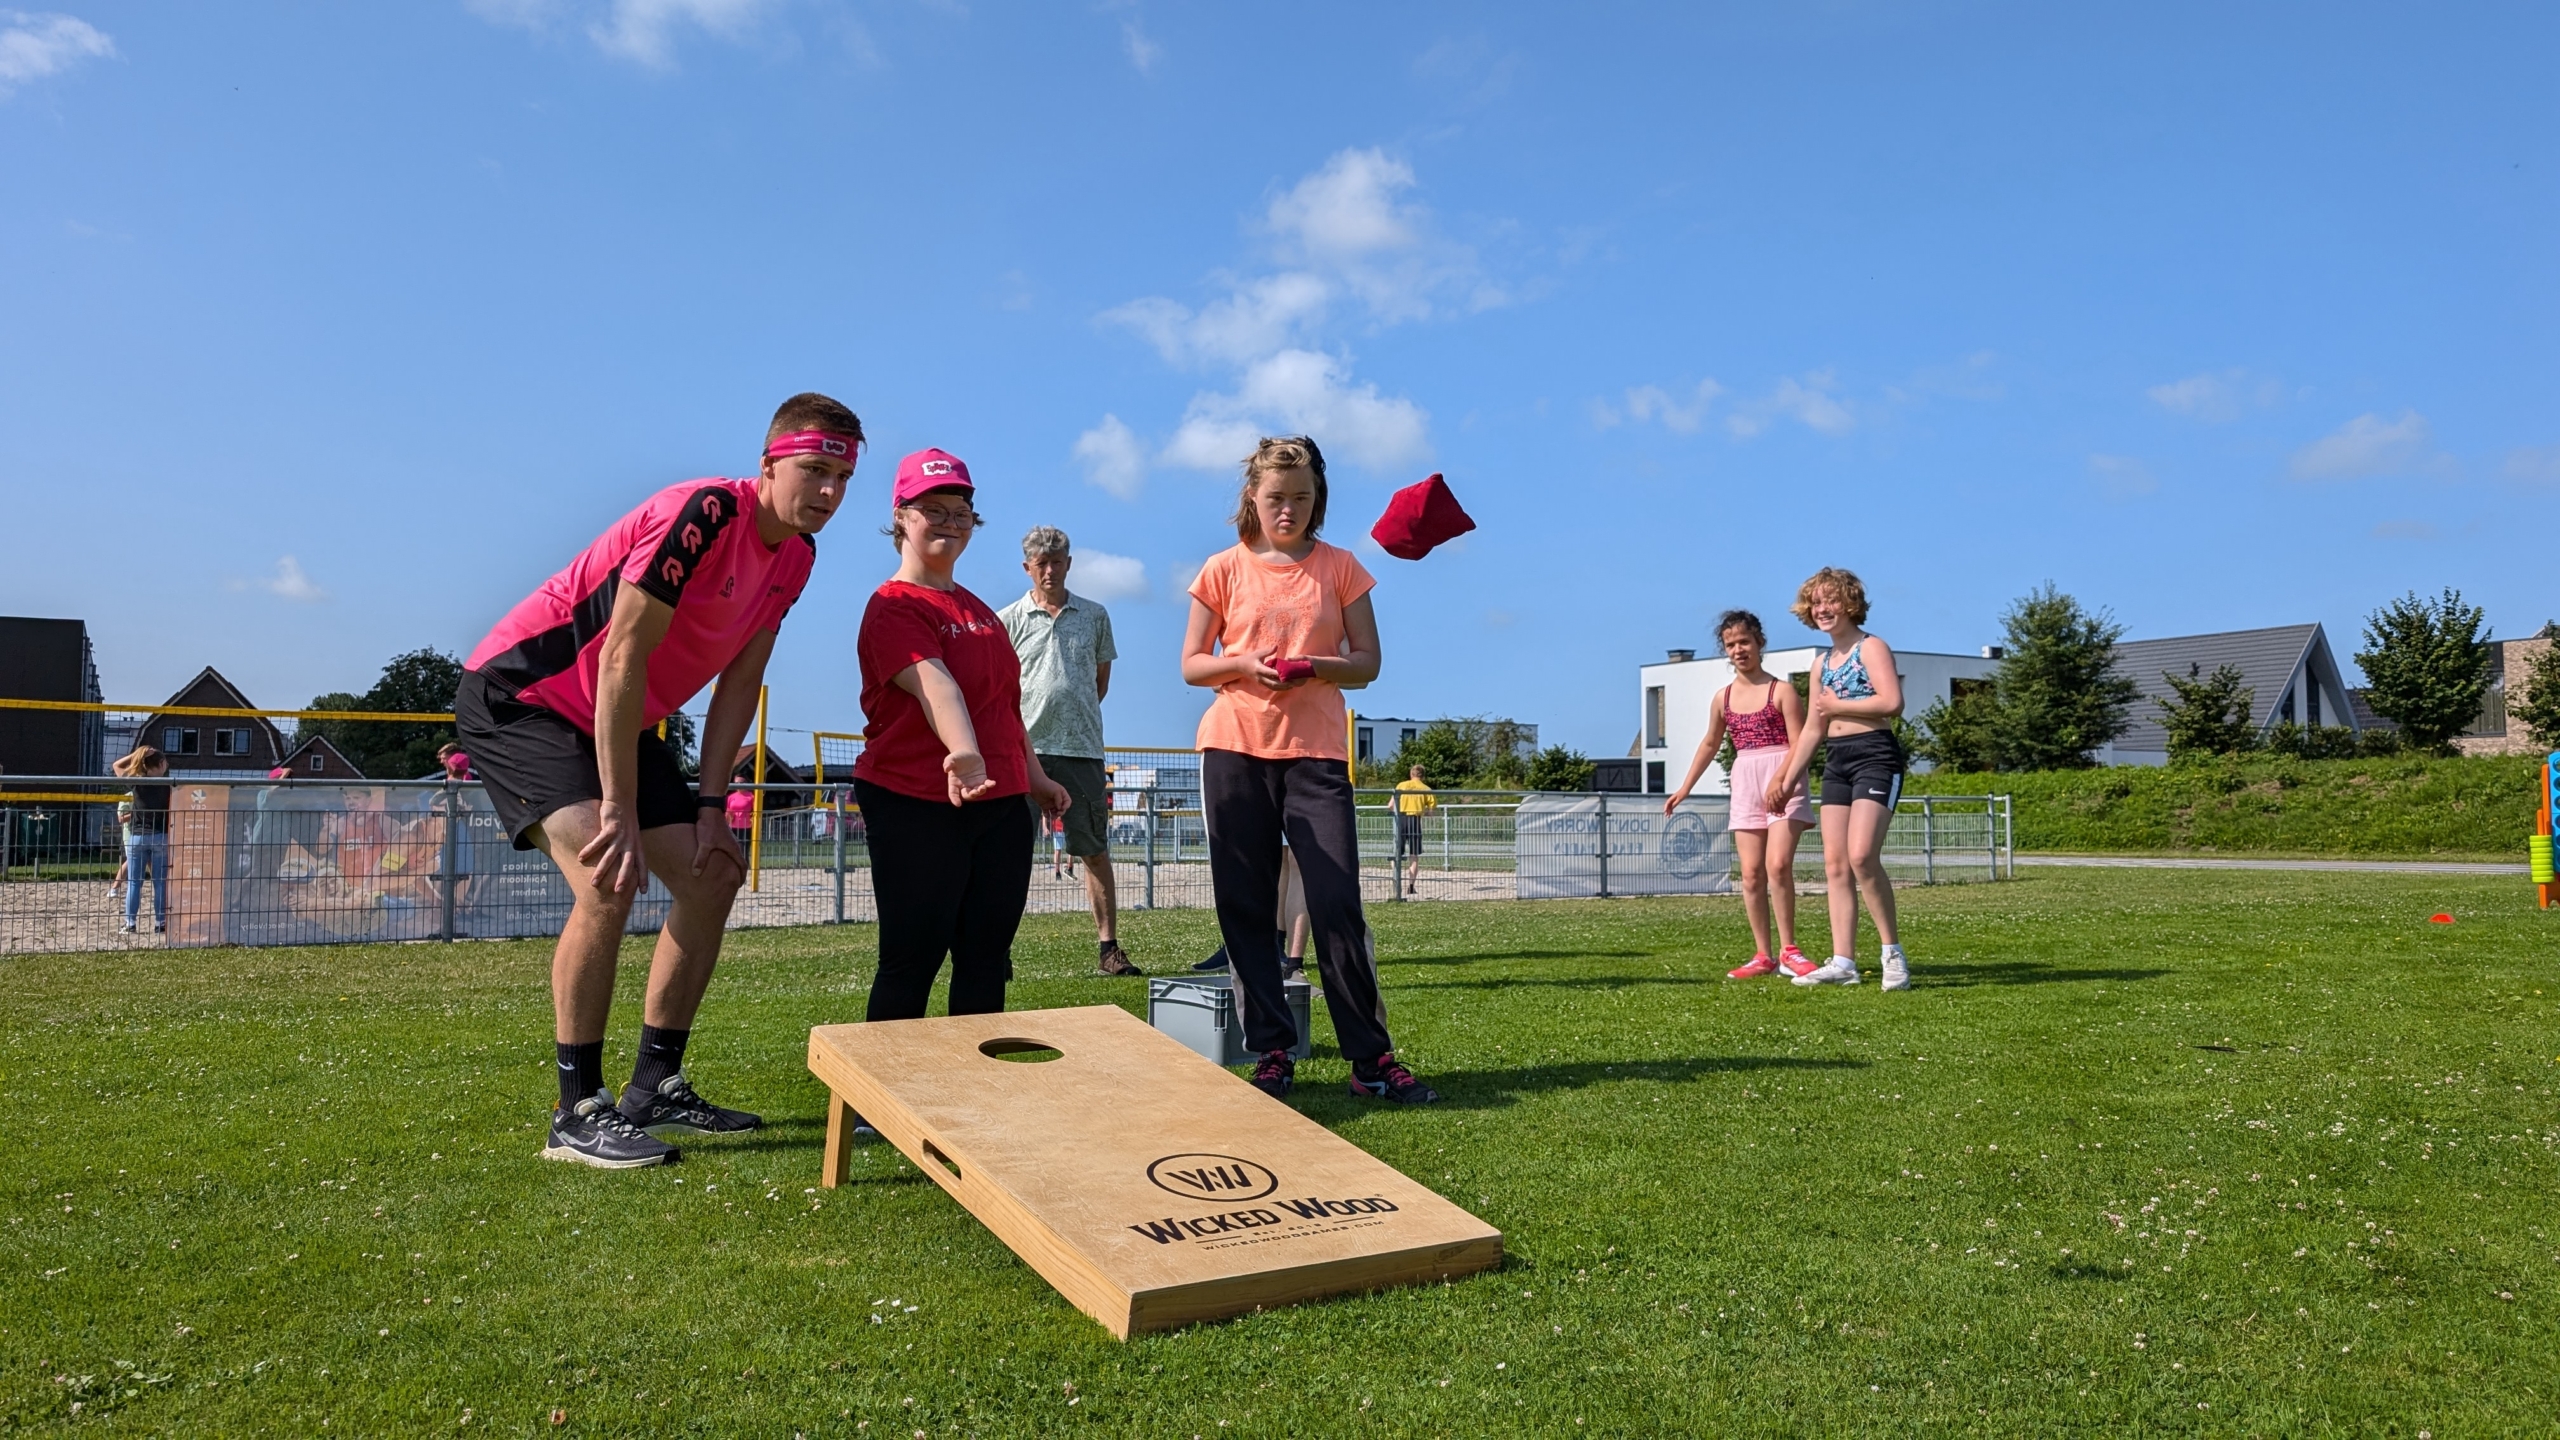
[1021,525,1071,561]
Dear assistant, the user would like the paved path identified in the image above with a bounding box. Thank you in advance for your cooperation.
[2020,854,2525,876]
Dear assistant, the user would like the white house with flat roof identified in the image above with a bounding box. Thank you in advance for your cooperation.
[1635,645,1999,796]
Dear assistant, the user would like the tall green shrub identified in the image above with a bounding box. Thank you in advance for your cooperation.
[1912,681,2002,772]
[1524,745,1596,792]
[1987,584,2138,770]
[2354,589,2491,754]
[2156,664,2256,762]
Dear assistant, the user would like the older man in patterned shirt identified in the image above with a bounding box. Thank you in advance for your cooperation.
[998,526,1139,976]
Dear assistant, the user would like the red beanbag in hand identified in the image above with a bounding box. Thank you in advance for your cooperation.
[1370,472,1477,560]
[1272,657,1317,683]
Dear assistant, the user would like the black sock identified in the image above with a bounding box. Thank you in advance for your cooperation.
[1098,941,1115,959]
[629,1024,690,1098]
[556,1040,604,1111]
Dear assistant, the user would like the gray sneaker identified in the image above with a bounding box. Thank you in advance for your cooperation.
[1791,957,1862,987]
[541,1090,679,1169]
[618,1073,762,1135]
[1880,950,1910,992]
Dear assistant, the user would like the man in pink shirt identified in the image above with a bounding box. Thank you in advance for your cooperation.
[455,392,857,1169]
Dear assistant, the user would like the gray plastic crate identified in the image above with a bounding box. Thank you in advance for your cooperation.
[1147,972,1314,1066]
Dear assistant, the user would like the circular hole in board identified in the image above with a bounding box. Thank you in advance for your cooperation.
[979,1038,1063,1063]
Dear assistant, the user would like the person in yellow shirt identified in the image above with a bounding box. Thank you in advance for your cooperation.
[1393,765,1435,894]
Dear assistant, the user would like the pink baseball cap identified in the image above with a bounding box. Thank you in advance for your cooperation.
[893,448,975,506]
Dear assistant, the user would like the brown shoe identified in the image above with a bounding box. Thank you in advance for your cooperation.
[1096,943,1143,977]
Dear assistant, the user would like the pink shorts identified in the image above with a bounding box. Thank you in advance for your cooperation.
[1728,746,1812,830]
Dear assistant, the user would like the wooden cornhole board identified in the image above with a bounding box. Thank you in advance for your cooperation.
[807,1004,1502,1338]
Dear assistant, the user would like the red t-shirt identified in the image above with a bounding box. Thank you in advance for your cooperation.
[464,478,813,733]
[852,581,1028,803]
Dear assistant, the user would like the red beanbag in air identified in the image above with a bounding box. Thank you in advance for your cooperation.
[1370,472,1477,560]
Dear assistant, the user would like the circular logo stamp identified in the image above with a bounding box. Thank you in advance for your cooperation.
[1147,1153,1279,1202]
[1661,809,1713,880]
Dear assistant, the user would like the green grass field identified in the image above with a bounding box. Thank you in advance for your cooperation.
[5,872,2555,1435]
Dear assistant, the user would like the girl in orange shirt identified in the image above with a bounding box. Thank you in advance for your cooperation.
[1180,437,1439,1105]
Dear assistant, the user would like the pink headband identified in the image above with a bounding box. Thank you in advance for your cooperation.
[764,430,861,462]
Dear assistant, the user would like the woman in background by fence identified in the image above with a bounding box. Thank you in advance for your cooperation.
[113,746,170,934]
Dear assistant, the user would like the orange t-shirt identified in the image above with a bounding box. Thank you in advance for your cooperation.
[1189,540,1375,761]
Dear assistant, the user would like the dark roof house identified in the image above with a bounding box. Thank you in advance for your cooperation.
[2102,624,2358,764]
[277,733,365,780]
[136,667,290,778]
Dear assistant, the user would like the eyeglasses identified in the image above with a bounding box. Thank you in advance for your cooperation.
[907,505,978,529]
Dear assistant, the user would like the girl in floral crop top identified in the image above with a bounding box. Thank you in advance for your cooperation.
[1666,609,1814,978]
[1773,566,1913,992]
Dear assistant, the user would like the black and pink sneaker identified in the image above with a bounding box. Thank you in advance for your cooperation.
[1249,1049,1296,1099]
[1348,1053,1441,1105]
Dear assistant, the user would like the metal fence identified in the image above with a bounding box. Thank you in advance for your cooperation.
[0,777,2008,955]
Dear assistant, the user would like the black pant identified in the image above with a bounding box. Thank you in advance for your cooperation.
[856,780,1035,1022]
[1395,814,1426,862]
[1202,750,1393,1062]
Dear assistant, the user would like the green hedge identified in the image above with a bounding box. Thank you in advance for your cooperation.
[1903,752,2545,857]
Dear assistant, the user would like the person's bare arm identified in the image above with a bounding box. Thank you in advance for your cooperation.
[1666,691,1728,814]
[893,659,998,805]
[1306,594,1381,689]
[1094,660,1111,703]
[686,629,773,879]
[1181,598,1281,689]
[583,584,676,894]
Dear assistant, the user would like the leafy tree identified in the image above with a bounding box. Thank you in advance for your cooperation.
[2353,589,2491,754]
[1912,679,2003,773]
[2508,626,2560,753]
[1394,721,1488,789]
[2156,664,2256,763]
[1987,584,2138,770]
[660,710,701,776]
[1523,744,1596,792]
[301,647,463,778]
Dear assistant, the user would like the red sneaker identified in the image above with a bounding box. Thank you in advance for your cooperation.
[1727,954,1780,979]
[1777,945,1818,978]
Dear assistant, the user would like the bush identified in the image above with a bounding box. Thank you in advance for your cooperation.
[1524,745,1596,792]
[1912,683,2001,773]
[2157,664,2256,762]
[2354,589,2491,754]
[1989,584,2139,770]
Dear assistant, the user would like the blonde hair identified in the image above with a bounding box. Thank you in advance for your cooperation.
[1230,436,1328,543]
[113,746,166,777]
[1791,567,1869,628]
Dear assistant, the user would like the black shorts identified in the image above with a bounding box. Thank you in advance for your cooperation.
[1818,729,1906,810]
[453,669,696,849]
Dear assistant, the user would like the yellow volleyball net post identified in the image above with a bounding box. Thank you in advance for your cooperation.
[748,685,770,893]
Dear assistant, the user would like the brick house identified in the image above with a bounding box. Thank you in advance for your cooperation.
[134,668,289,778]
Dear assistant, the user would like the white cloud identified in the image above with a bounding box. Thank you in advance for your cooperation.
[1727,371,1852,438]
[1069,548,1148,601]
[1073,414,1147,499]
[229,556,328,603]
[1159,349,1430,474]
[0,11,115,91]
[2148,368,2283,422]
[1091,148,1487,476]
[1118,18,1160,73]
[1618,380,1722,434]
[467,0,768,68]
[2502,445,2560,489]
[2088,453,2157,500]
[2288,411,2432,481]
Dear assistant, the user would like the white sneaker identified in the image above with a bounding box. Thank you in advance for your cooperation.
[1792,957,1861,986]
[1880,949,1909,991]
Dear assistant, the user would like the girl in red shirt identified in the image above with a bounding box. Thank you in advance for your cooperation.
[853,449,1068,1021]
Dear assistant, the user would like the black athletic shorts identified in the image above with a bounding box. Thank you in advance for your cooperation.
[453,669,696,849]
[1818,728,1907,810]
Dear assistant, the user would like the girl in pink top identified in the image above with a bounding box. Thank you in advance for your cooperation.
[1665,609,1814,979]
[1181,437,1438,1107]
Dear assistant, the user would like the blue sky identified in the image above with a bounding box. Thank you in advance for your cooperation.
[4,2,2554,756]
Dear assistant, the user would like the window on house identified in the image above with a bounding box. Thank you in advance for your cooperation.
[215,728,252,756]
[1356,726,1373,761]
[2279,688,2295,724]
[1646,760,1666,794]
[1644,687,1667,749]
[167,726,199,755]
[309,752,326,772]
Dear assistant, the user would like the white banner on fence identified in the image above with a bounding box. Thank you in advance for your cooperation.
[1513,794,1737,899]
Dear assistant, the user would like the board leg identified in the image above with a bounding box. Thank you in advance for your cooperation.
[822,1090,854,1189]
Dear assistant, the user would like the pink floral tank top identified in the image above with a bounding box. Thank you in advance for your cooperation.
[1724,680,1789,751]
